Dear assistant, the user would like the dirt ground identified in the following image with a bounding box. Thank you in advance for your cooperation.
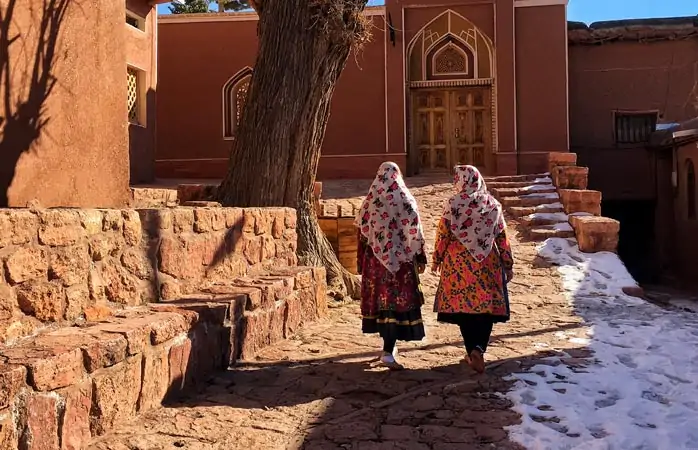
[89,176,592,450]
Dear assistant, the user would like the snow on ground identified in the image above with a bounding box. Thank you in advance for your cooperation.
[534,202,564,211]
[526,212,568,222]
[506,237,698,449]
[521,192,560,199]
[522,184,556,192]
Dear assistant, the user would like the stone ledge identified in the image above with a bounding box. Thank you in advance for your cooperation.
[0,266,327,448]
[558,189,602,216]
[569,216,620,253]
[547,152,577,174]
[552,166,589,190]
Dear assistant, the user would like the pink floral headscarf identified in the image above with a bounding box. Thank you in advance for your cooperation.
[355,162,425,273]
[443,165,505,261]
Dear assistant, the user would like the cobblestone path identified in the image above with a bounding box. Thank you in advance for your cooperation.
[89,176,591,450]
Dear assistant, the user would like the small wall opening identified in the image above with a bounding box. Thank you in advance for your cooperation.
[602,199,658,284]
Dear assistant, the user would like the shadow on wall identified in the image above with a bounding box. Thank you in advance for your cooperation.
[0,0,74,207]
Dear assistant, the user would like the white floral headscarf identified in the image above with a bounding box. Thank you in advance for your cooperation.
[442,165,505,262]
[355,162,425,273]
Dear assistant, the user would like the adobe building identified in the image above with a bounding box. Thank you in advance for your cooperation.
[0,0,163,208]
[156,0,569,180]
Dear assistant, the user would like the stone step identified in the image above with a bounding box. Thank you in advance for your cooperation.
[507,203,564,218]
[0,265,327,448]
[492,185,556,199]
[130,187,178,208]
[521,211,569,227]
[485,173,549,183]
[527,223,575,241]
[487,178,551,189]
[500,192,560,208]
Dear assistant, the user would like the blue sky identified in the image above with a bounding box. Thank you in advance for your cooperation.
[157,0,696,23]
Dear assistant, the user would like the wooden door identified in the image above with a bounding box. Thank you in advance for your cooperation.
[449,87,492,172]
[413,90,450,171]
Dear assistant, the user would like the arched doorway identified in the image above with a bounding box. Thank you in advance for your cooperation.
[406,10,495,175]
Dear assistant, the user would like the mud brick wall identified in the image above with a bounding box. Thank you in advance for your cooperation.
[0,207,298,345]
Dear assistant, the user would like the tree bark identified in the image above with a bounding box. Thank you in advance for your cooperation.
[217,0,369,300]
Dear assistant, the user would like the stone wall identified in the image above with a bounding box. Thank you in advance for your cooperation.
[0,206,298,345]
[0,205,327,448]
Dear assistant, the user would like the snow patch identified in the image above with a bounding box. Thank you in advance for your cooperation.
[520,193,560,199]
[522,184,555,192]
[506,238,698,449]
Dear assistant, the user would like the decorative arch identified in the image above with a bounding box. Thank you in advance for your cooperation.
[687,158,696,219]
[222,66,253,139]
[406,9,494,83]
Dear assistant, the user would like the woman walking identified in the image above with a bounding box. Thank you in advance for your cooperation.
[432,165,514,373]
[356,162,427,370]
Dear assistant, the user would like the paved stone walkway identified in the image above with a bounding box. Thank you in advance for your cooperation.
[89,177,591,450]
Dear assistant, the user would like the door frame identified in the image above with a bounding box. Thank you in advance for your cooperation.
[407,80,496,175]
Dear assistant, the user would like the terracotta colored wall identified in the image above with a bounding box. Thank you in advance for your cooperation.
[126,0,157,183]
[674,142,698,285]
[0,0,131,207]
[156,14,388,180]
[514,5,568,174]
[569,39,698,200]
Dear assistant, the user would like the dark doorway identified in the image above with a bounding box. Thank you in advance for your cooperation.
[601,199,658,284]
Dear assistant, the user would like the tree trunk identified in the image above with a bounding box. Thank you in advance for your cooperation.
[217,0,369,300]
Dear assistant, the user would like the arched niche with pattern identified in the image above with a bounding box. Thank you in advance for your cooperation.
[222,66,253,139]
[407,10,494,82]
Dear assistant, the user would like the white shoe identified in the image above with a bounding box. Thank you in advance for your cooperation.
[380,352,404,370]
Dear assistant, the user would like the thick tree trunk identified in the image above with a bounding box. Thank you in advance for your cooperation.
[217,0,369,300]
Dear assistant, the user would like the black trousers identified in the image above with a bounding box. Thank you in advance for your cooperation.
[383,336,396,353]
[458,315,494,354]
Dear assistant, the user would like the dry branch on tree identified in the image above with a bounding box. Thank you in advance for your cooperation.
[217,0,371,300]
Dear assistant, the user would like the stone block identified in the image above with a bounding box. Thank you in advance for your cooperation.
[177,184,218,204]
[5,246,48,285]
[168,339,192,396]
[91,316,154,356]
[102,210,123,232]
[48,243,90,287]
[0,410,18,450]
[299,287,319,322]
[284,292,302,338]
[313,266,328,316]
[547,152,577,174]
[88,233,124,261]
[137,209,173,235]
[99,263,140,305]
[559,189,602,216]
[0,285,15,321]
[120,247,154,280]
[150,313,191,345]
[189,323,226,377]
[38,210,85,247]
[223,208,244,229]
[552,166,589,190]
[78,210,104,236]
[241,209,256,234]
[58,380,92,450]
[16,280,66,321]
[284,208,297,229]
[239,309,271,359]
[1,344,84,391]
[23,393,60,450]
[253,209,273,236]
[65,284,91,322]
[269,301,286,345]
[239,234,262,265]
[121,210,142,246]
[138,344,170,412]
[171,208,195,233]
[83,304,113,323]
[0,210,39,248]
[230,278,283,311]
[0,315,42,345]
[90,355,142,436]
[271,210,286,239]
[194,208,226,233]
[80,330,129,372]
[0,364,26,410]
[569,216,620,253]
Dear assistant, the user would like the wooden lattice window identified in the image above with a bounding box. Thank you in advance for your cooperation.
[687,159,696,220]
[127,67,141,124]
[614,111,658,144]
[223,67,252,139]
[433,45,467,75]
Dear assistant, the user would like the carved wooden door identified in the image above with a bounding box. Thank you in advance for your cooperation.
[450,87,491,172]
[413,90,450,171]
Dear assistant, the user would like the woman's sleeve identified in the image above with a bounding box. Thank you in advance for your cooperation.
[433,217,451,264]
[495,229,514,270]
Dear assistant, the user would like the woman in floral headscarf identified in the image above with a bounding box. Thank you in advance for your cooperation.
[432,165,514,373]
[356,162,427,370]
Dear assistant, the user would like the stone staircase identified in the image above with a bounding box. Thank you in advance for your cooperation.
[486,153,620,253]
[0,206,327,449]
